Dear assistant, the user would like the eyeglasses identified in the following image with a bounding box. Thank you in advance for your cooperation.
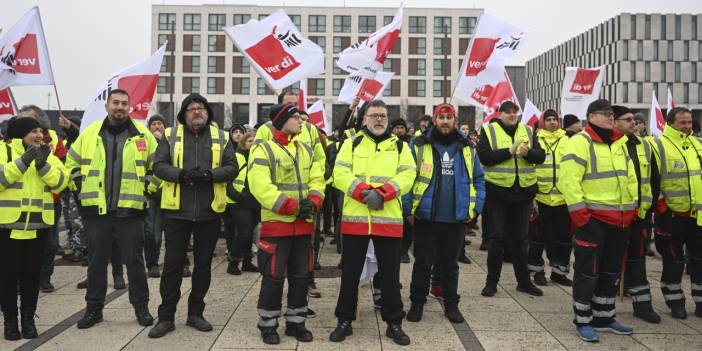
[593,111,614,118]
[366,113,388,120]
[617,117,634,122]
[186,107,206,113]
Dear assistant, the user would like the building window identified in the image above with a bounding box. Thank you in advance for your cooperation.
[208,77,224,94]
[208,35,225,52]
[233,14,251,25]
[334,15,351,33]
[459,17,477,34]
[434,17,451,34]
[699,84,702,104]
[630,14,636,39]
[645,62,650,81]
[384,80,400,97]
[621,40,628,60]
[332,79,343,96]
[409,16,426,33]
[233,103,249,124]
[383,58,401,75]
[183,56,200,73]
[359,16,376,33]
[289,15,301,29]
[433,38,450,55]
[653,40,658,60]
[459,38,469,54]
[159,13,176,30]
[183,34,200,52]
[644,15,651,39]
[661,15,667,39]
[257,79,269,95]
[409,80,425,97]
[668,41,674,61]
[232,78,250,95]
[333,65,343,75]
[258,14,268,20]
[433,80,450,97]
[208,14,226,31]
[683,83,689,103]
[409,59,426,75]
[675,62,681,82]
[433,59,450,76]
[157,77,173,93]
[637,40,643,60]
[622,82,628,103]
[660,62,666,81]
[384,16,394,26]
[308,79,325,96]
[675,15,681,40]
[208,56,224,73]
[158,34,175,51]
[637,83,643,103]
[684,41,689,61]
[309,36,326,52]
[692,62,697,82]
[309,15,326,32]
[160,56,173,73]
[409,38,426,54]
[693,16,698,40]
[184,14,201,31]
[333,37,350,54]
[182,77,200,94]
[232,56,250,73]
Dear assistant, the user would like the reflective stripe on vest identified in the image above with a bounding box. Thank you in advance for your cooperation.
[654,136,695,212]
[483,123,536,188]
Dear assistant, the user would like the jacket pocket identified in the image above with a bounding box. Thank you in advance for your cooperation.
[257,240,278,277]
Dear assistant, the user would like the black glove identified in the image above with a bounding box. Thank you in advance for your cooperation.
[297,199,315,220]
[178,169,196,184]
[21,146,39,166]
[34,144,51,170]
[191,170,213,185]
[363,189,384,210]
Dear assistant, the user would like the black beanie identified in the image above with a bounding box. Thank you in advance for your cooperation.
[147,114,167,128]
[612,105,632,119]
[390,118,407,129]
[563,114,580,129]
[269,104,299,131]
[7,117,40,140]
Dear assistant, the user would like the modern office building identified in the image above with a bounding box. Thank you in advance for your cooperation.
[152,4,483,128]
[526,13,702,124]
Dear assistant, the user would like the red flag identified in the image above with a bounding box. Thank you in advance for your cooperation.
[307,99,329,134]
[650,91,665,136]
[481,71,520,123]
[521,98,541,129]
[0,88,17,120]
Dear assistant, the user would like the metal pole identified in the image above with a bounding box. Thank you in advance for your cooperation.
[169,20,176,126]
[443,23,448,104]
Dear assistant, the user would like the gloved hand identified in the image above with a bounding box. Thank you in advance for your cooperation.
[297,199,315,220]
[21,146,39,166]
[363,189,384,210]
[191,170,213,185]
[178,169,197,184]
[34,144,51,170]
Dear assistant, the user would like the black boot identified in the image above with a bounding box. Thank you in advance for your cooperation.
[329,320,353,342]
[670,301,687,319]
[134,304,154,326]
[148,320,175,338]
[696,303,702,318]
[20,307,38,339]
[517,282,543,296]
[77,304,103,329]
[633,303,661,324]
[386,323,410,346]
[284,322,313,342]
[241,257,259,272]
[3,314,20,341]
[533,272,548,286]
[444,305,465,323]
[481,284,497,297]
[550,273,573,286]
[406,303,424,322]
[259,325,280,344]
[227,260,241,275]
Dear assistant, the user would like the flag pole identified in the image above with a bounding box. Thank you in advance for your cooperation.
[8,88,19,112]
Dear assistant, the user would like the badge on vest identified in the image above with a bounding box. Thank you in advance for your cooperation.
[673,161,684,169]
[545,154,552,161]
[421,163,432,173]
[135,139,147,152]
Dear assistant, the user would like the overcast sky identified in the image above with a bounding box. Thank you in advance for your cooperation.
[1,0,697,111]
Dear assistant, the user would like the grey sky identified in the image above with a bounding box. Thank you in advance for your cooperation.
[1,0,697,111]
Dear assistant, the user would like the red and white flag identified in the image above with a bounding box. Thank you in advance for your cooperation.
[336,4,403,74]
[0,6,55,90]
[81,44,166,131]
[521,98,541,129]
[0,88,17,121]
[650,90,665,136]
[307,99,330,134]
[298,78,308,111]
[454,13,528,105]
[667,87,676,112]
[479,71,520,123]
[559,66,605,119]
[338,71,394,107]
[225,10,324,92]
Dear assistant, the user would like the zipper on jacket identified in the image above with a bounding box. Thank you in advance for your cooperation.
[193,132,199,221]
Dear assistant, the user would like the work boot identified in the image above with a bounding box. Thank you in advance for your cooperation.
[148,320,175,338]
[550,273,573,286]
[308,282,322,298]
[241,257,259,272]
[39,281,55,293]
[517,282,543,296]
[401,247,410,263]
[186,315,213,332]
[481,284,497,297]
[134,304,154,326]
[306,308,316,318]
[444,305,465,323]
[533,272,548,286]
[77,304,103,329]
[458,254,471,264]
[670,301,687,319]
[284,322,313,342]
[3,315,20,341]
[385,323,410,346]
[406,303,424,322]
[259,325,280,345]
[695,304,702,318]
[329,319,353,342]
[20,307,38,339]
[148,266,160,278]
[76,279,87,289]
[227,260,241,275]
[633,304,661,324]
[113,275,126,290]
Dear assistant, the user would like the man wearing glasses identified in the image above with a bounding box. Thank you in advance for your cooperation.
[559,99,638,342]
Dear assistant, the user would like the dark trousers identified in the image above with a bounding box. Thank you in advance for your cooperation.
[410,220,463,306]
[572,219,629,327]
[40,202,61,284]
[226,206,258,261]
[402,218,413,250]
[655,214,702,308]
[335,234,404,323]
[486,197,531,285]
[322,185,339,234]
[528,203,572,277]
[157,218,220,321]
[0,229,48,317]
[143,198,163,268]
[625,219,654,308]
[85,215,148,306]
[481,197,490,242]
[257,235,312,327]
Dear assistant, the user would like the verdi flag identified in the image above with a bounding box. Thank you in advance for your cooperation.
[559,66,605,119]
[521,98,541,129]
[0,88,17,121]
[649,90,665,136]
[338,71,394,107]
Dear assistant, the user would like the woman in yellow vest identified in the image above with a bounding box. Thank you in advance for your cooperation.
[0,117,69,341]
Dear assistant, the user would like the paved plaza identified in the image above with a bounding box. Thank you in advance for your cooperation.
[2,233,702,351]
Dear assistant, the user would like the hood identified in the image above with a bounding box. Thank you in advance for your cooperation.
[539,109,560,130]
[177,93,214,125]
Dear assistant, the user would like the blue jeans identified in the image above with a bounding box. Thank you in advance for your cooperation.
[40,201,61,284]
[144,198,163,268]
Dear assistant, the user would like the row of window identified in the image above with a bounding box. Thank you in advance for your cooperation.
[621,82,701,104]
[158,76,453,97]
[629,14,698,41]
[621,39,702,62]
[627,61,698,83]
[158,13,477,34]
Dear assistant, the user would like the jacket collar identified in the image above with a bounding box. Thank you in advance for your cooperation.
[537,128,566,142]
[584,123,624,143]
[662,124,691,144]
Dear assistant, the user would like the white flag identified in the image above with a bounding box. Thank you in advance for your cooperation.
[336,4,403,74]
[559,66,605,119]
[454,13,528,105]
[338,71,394,107]
[521,98,541,129]
[0,6,54,90]
[667,87,676,112]
[224,10,324,92]
[650,90,665,136]
[81,44,166,131]
[307,99,330,134]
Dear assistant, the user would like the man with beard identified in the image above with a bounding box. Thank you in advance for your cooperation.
[406,104,485,324]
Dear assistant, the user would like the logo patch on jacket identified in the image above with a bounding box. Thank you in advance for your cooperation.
[135,139,147,152]
[673,161,684,169]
